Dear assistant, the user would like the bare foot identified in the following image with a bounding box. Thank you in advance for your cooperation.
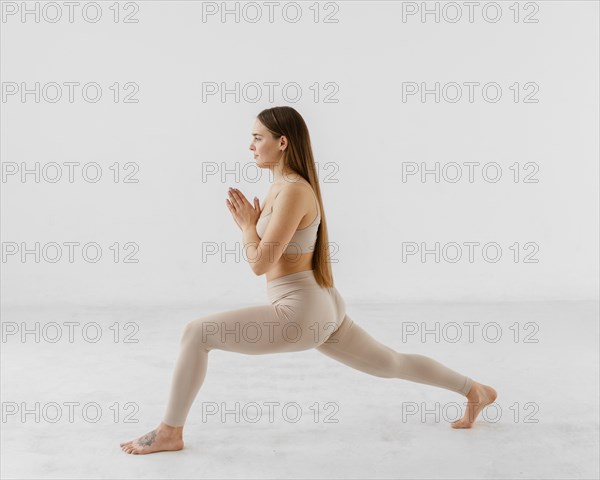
[120,423,184,454]
[451,382,497,429]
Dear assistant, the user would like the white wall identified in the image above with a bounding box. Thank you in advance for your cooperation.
[1,1,598,306]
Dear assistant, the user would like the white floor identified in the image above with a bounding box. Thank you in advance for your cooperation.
[1,301,598,479]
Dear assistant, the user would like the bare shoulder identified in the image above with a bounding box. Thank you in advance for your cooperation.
[275,179,313,194]
[274,180,314,205]
[261,178,315,216]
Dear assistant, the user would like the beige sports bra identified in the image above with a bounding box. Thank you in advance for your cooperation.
[255,184,321,254]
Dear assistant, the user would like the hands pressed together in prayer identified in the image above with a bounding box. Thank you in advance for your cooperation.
[225,187,263,232]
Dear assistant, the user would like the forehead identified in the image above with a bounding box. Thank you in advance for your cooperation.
[252,119,267,135]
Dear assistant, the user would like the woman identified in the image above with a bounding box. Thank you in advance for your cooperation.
[120,106,497,455]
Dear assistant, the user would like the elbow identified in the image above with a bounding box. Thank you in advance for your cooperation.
[250,244,281,276]
[251,264,263,276]
[252,261,268,277]
[252,258,278,277]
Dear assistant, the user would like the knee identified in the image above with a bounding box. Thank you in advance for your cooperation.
[180,318,213,351]
[376,349,403,379]
[181,320,197,340]
[180,320,199,345]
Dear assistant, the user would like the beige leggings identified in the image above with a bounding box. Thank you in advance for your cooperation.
[162,270,473,427]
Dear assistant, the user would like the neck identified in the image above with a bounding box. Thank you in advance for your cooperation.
[273,169,300,184]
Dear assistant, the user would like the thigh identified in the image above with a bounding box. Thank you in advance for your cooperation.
[184,304,322,355]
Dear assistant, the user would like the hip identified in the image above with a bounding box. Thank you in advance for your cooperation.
[266,270,346,329]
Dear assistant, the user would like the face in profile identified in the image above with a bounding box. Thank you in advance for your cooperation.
[249,119,285,169]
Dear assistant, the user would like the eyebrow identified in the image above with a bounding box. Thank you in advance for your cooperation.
[252,133,262,136]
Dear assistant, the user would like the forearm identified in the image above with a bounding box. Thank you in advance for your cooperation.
[242,226,279,275]
[242,226,263,275]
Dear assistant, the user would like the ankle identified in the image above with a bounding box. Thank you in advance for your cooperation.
[159,422,184,437]
[466,382,481,401]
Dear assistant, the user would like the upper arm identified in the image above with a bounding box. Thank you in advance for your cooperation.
[254,185,307,275]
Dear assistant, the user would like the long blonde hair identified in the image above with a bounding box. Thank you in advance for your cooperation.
[257,106,334,288]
